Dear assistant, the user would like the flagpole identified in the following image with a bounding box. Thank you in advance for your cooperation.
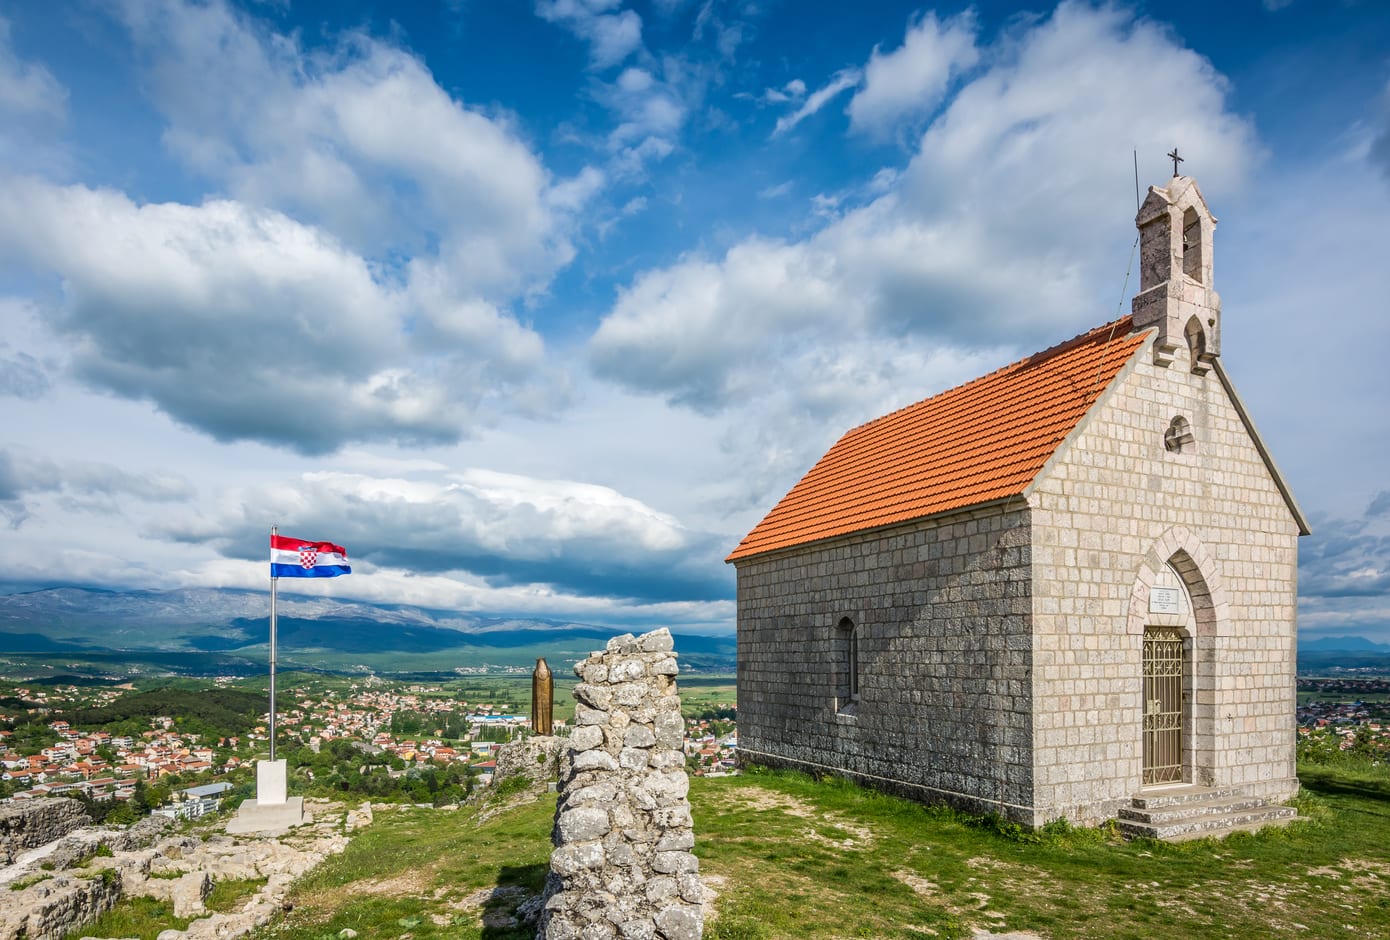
[269,524,278,764]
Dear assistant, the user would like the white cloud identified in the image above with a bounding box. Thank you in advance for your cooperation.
[0,16,69,176]
[0,350,49,400]
[759,78,806,105]
[772,68,861,137]
[150,467,731,604]
[590,1,1260,516]
[0,17,65,121]
[110,0,585,302]
[847,10,979,138]
[536,0,644,69]
[596,66,688,175]
[1371,79,1390,183]
[0,179,557,454]
[0,447,194,528]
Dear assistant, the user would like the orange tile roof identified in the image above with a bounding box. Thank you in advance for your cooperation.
[726,318,1149,562]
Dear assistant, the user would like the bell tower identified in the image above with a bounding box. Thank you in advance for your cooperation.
[1131,174,1221,374]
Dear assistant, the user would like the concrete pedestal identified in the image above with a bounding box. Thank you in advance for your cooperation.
[227,759,310,834]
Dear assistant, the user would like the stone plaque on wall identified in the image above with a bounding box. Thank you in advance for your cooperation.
[1149,586,1181,615]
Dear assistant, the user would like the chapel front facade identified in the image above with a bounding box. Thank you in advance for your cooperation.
[727,176,1307,827]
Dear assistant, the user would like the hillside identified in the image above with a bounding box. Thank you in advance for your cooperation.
[0,587,736,674]
[58,688,266,735]
[215,763,1390,940]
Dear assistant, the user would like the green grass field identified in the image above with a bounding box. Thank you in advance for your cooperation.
[171,758,1390,940]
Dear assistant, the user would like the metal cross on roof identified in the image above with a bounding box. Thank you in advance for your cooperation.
[1168,147,1184,177]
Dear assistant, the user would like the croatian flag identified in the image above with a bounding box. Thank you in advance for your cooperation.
[270,534,351,579]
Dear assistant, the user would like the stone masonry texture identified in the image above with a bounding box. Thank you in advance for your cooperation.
[733,175,1302,829]
[539,628,703,940]
[735,505,1037,819]
[733,322,1301,826]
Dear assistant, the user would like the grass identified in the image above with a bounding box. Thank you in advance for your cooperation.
[206,876,268,912]
[230,759,1390,940]
[64,896,192,940]
[9,872,52,891]
[262,800,554,940]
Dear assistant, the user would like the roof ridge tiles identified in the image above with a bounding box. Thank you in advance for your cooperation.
[726,316,1149,563]
[839,316,1134,441]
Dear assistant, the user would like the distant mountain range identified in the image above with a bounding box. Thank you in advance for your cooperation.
[0,587,736,673]
[1298,635,1390,653]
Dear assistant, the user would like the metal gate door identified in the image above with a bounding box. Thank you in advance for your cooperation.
[1143,628,1185,786]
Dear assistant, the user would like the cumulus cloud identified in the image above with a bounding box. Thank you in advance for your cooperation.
[108,0,590,306]
[772,68,861,137]
[598,66,688,174]
[152,468,732,604]
[0,179,555,454]
[595,2,1257,403]
[0,448,194,528]
[847,10,979,139]
[537,0,644,69]
[590,1,1259,518]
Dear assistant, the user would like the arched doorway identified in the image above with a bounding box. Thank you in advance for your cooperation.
[1129,530,1226,790]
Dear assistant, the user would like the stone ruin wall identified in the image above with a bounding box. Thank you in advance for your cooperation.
[0,798,90,865]
[539,628,703,940]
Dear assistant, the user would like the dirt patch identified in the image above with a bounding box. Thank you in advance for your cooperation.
[733,786,877,847]
[895,870,941,897]
[726,786,819,818]
[438,884,527,911]
[893,871,1046,940]
[355,869,432,896]
[1340,858,1390,876]
[702,874,726,926]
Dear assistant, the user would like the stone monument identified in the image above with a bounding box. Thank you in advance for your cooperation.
[533,656,554,736]
[538,628,703,940]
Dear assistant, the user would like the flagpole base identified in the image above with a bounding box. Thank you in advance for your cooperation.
[227,796,309,834]
[227,759,311,834]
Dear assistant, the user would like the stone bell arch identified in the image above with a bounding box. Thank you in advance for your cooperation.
[1132,175,1221,374]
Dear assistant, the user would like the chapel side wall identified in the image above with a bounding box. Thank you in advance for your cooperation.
[1029,341,1300,825]
[735,505,1037,819]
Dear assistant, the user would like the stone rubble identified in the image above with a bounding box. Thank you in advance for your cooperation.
[539,628,704,940]
[0,798,360,940]
[493,735,564,791]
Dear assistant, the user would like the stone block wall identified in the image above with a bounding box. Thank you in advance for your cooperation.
[734,504,1036,819]
[1028,335,1300,823]
[539,628,702,940]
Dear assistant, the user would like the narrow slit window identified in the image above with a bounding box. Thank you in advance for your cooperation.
[836,617,860,710]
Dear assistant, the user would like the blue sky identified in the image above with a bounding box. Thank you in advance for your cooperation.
[0,0,1387,642]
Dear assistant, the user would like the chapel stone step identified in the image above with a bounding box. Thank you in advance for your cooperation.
[1117,786,1301,841]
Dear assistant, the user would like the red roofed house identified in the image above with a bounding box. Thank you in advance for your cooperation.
[727,176,1309,837]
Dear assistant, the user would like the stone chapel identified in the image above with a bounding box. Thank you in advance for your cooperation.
[726,175,1309,835]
